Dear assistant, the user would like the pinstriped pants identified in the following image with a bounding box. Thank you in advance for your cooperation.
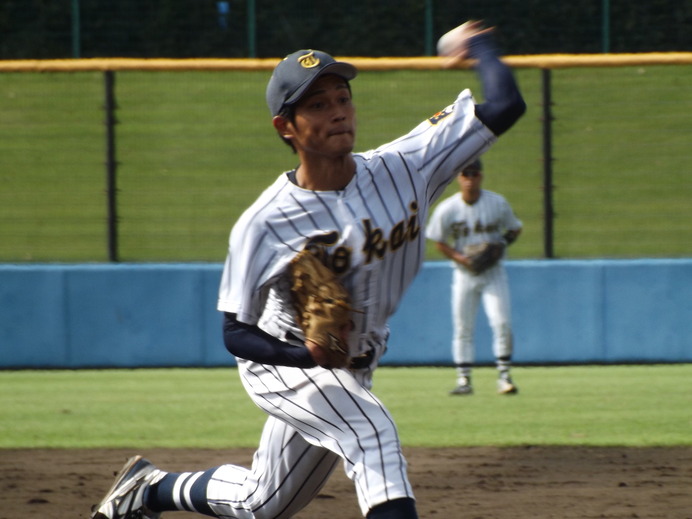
[206,361,414,518]
[451,263,513,365]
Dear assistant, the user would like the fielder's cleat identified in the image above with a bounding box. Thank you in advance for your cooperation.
[449,377,473,395]
[90,455,164,519]
[497,376,518,395]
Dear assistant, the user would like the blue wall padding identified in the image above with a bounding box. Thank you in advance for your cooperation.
[1,260,690,369]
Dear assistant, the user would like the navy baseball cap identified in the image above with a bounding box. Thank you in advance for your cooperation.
[266,49,358,117]
[461,158,483,172]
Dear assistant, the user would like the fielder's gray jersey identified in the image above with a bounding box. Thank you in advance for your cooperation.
[218,89,496,361]
[427,188,522,263]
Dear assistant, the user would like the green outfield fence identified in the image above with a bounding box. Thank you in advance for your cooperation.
[2,1,690,59]
[1,54,691,262]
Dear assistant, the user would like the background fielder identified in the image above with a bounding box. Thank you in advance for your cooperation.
[91,21,525,519]
[427,159,522,395]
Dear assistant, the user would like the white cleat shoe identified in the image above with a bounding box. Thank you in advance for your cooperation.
[449,377,473,395]
[91,455,164,519]
[497,376,518,395]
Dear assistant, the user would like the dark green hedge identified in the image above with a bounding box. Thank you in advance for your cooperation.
[1,0,690,59]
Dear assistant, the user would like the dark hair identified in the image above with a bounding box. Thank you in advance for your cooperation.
[277,105,297,153]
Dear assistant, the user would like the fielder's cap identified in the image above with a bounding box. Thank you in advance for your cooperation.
[460,158,483,173]
[266,49,358,117]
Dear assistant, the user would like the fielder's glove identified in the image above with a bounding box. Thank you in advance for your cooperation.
[463,241,505,275]
[289,249,354,369]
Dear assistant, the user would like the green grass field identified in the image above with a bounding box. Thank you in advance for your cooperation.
[0,65,690,262]
[1,365,690,449]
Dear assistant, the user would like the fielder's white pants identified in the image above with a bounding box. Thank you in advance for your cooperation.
[206,361,414,518]
[451,263,513,365]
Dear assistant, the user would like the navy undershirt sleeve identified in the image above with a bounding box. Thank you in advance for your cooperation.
[222,312,316,368]
[468,33,526,136]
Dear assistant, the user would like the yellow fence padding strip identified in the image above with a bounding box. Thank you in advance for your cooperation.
[0,52,691,72]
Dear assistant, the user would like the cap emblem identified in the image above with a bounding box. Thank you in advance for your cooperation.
[298,51,320,69]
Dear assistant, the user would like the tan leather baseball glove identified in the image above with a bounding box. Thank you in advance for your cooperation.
[289,249,354,369]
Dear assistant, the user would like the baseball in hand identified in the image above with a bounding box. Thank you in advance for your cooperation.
[436,20,482,58]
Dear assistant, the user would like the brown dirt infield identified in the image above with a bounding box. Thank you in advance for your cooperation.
[2,446,690,519]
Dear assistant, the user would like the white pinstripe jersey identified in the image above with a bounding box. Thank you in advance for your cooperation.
[218,89,497,358]
[427,188,522,264]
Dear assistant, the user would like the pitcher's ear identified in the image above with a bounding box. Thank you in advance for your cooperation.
[273,115,292,138]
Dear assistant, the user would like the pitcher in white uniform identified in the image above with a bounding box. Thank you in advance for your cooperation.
[427,159,522,395]
[90,23,525,519]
